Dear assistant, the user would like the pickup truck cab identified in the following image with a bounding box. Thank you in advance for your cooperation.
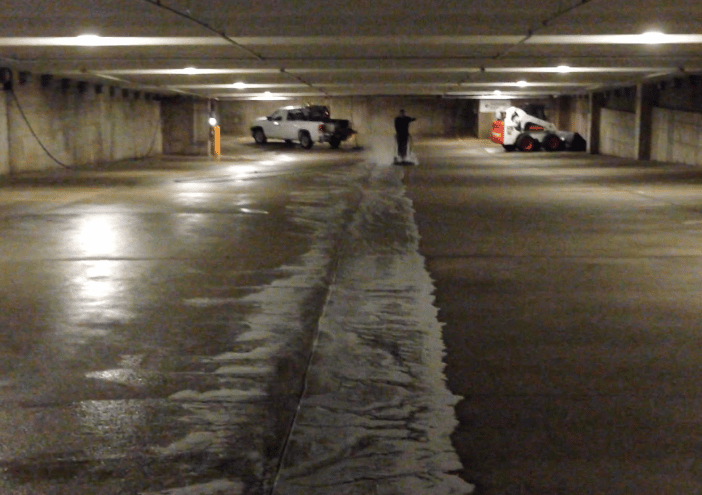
[251,105,355,149]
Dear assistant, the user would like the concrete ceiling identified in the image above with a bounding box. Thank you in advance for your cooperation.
[1,0,700,100]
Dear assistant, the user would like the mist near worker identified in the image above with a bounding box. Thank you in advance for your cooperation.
[362,115,419,167]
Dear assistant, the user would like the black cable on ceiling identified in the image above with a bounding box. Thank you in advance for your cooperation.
[451,0,597,92]
[138,0,328,96]
[280,68,329,97]
[139,0,266,61]
[493,0,597,59]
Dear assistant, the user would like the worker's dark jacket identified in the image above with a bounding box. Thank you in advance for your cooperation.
[394,116,416,137]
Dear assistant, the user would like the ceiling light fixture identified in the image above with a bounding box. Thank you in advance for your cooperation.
[517,80,528,87]
[249,91,291,101]
[556,65,572,73]
[75,34,102,46]
[493,90,502,95]
[183,67,199,75]
[232,81,247,89]
[251,94,289,101]
[640,31,666,44]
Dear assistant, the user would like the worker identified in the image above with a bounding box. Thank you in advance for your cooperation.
[394,109,416,160]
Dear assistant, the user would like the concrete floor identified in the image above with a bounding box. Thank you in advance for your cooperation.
[0,138,470,495]
[406,139,702,494]
[2,136,702,494]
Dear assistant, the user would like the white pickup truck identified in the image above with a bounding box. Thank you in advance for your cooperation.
[250,105,355,149]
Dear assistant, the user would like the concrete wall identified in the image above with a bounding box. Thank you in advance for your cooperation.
[161,97,211,155]
[218,97,478,145]
[0,92,8,176]
[221,95,596,144]
[599,108,636,159]
[651,107,702,165]
[570,96,590,138]
[2,74,161,174]
[656,76,702,112]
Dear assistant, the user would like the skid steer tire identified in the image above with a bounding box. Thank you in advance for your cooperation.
[517,134,539,152]
[543,133,563,151]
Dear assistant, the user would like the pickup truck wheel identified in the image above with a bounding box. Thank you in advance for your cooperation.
[543,133,563,151]
[329,137,341,149]
[253,128,267,145]
[299,132,313,149]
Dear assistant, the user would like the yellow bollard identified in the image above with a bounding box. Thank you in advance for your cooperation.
[213,126,221,157]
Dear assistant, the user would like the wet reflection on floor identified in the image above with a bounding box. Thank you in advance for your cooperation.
[0,146,468,494]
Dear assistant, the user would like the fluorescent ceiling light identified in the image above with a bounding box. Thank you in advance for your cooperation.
[556,65,572,73]
[493,90,502,95]
[461,82,590,87]
[0,34,701,47]
[0,37,229,46]
[485,67,673,73]
[75,34,101,46]
[640,31,666,44]
[525,34,699,44]
[250,94,289,101]
[479,94,516,99]
[182,67,199,75]
[232,82,247,89]
[95,68,281,75]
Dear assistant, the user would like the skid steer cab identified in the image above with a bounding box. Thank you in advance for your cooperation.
[491,106,586,152]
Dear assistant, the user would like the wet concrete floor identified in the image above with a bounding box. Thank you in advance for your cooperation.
[0,138,470,495]
[406,139,702,494]
[3,136,702,494]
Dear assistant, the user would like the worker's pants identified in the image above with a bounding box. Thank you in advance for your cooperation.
[397,133,409,158]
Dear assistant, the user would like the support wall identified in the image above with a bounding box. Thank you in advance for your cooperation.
[0,91,8,175]
[2,72,161,175]
[161,97,211,155]
[218,97,479,145]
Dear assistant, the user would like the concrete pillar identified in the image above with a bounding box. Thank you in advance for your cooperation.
[554,96,571,131]
[478,111,494,139]
[634,83,655,160]
[161,97,210,155]
[0,88,9,175]
[587,92,604,154]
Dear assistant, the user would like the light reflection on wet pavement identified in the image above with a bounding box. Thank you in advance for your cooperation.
[0,141,471,494]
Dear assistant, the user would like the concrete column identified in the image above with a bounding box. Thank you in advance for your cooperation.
[161,97,210,155]
[587,92,604,154]
[1,88,10,175]
[634,83,655,160]
[478,111,494,139]
[555,96,571,131]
